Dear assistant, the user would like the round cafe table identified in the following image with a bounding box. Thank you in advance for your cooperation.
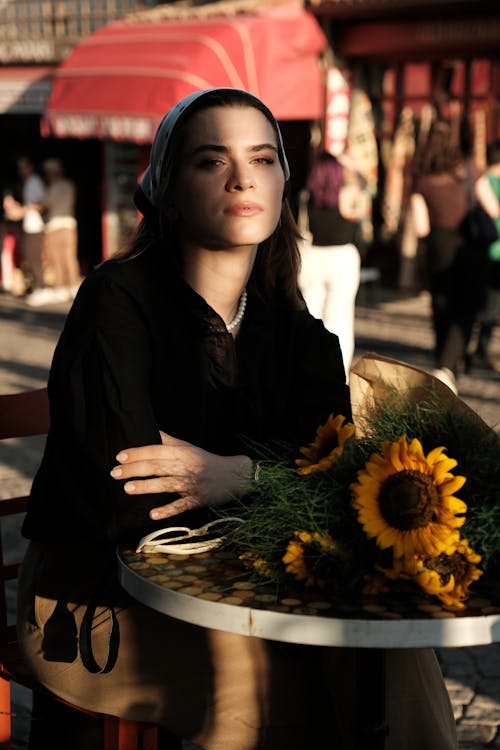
[117,544,500,749]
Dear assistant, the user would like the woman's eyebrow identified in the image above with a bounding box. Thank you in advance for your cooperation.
[191,143,279,156]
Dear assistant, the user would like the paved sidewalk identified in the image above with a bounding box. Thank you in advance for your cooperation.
[1,284,500,749]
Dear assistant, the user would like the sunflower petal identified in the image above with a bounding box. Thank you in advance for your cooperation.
[439,475,467,495]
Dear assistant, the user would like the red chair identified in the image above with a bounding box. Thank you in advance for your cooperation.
[0,388,158,750]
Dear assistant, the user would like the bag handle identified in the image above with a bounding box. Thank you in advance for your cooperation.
[78,558,120,674]
[79,600,119,674]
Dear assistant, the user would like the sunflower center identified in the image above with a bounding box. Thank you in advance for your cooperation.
[318,436,339,458]
[424,551,468,584]
[378,470,439,530]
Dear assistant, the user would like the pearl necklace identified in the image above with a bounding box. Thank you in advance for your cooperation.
[226,289,247,332]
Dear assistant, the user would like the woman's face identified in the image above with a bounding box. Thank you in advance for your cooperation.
[170,105,286,252]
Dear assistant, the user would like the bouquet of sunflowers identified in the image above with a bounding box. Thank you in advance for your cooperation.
[222,354,500,611]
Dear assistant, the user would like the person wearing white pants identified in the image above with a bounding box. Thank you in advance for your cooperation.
[298,151,364,378]
[299,241,360,375]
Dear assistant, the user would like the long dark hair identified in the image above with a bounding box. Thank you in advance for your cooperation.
[418,119,464,177]
[115,89,304,309]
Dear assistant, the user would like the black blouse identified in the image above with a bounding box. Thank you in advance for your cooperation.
[23,248,350,546]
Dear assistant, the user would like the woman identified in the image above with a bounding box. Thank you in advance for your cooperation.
[410,118,495,394]
[41,157,81,302]
[468,139,500,370]
[298,151,364,377]
[17,89,456,750]
[3,155,48,305]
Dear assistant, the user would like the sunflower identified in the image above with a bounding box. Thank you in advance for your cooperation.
[282,532,317,586]
[411,539,483,609]
[312,530,338,554]
[295,414,355,475]
[282,530,352,588]
[351,435,467,560]
[239,551,276,579]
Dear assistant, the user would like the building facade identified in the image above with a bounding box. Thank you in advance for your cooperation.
[1,0,499,282]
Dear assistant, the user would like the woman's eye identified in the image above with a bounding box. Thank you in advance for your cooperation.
[196,158,224,169]
[196,155,275,169]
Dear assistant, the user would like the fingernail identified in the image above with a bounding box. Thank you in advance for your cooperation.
[150,511,160,520]
[116,452,128,462]
[110,467,122,478]
[124,482,135,493]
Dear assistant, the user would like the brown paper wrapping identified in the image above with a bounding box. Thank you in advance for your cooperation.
[349,352,496,440]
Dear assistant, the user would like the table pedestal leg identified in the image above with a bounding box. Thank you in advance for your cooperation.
[355,648,389,750]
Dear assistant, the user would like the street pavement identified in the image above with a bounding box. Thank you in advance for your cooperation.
[1,282,500,749]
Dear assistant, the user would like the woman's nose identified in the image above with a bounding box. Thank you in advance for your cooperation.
[225,164,254,191]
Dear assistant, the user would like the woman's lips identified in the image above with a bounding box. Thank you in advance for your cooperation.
[224,203,263,216]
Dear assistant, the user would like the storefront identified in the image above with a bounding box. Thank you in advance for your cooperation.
[310,0,500,286]
[27,1,498,279]
[0,66,55,200]
[0,65,103,289]
[41,2,328,258]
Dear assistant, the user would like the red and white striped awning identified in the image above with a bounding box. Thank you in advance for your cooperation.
[42,3,328,143]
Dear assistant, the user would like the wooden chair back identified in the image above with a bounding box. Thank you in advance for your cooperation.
[0,388,49,645]
[0,388,158,749]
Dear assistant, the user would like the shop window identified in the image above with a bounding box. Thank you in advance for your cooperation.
[471,60,491,97]
[382,68,396,97]
[381,100,396,133]
[408,100,430,118]
[103,141,141,259]
[403,64,430,98]
[449,61,465,97]
[492,62,500,95]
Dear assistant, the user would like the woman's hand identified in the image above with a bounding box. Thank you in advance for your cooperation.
[110,431,253,521]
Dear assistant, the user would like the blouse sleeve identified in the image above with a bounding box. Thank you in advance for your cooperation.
[287,309,352,446]
[42,269,173,543]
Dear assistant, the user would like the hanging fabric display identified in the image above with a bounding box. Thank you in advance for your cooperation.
[381,106,416,238]
[324,65,352,157]
[344,85,378,246]
[345,86,378,197]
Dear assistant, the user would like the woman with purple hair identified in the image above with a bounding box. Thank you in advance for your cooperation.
[298,151,364,378]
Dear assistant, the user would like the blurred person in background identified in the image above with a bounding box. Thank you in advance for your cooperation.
[410,118,495,395]
[42,158,82,302]
[467,140,500,371]
[298,151,365,379]
[3,155,48,306]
